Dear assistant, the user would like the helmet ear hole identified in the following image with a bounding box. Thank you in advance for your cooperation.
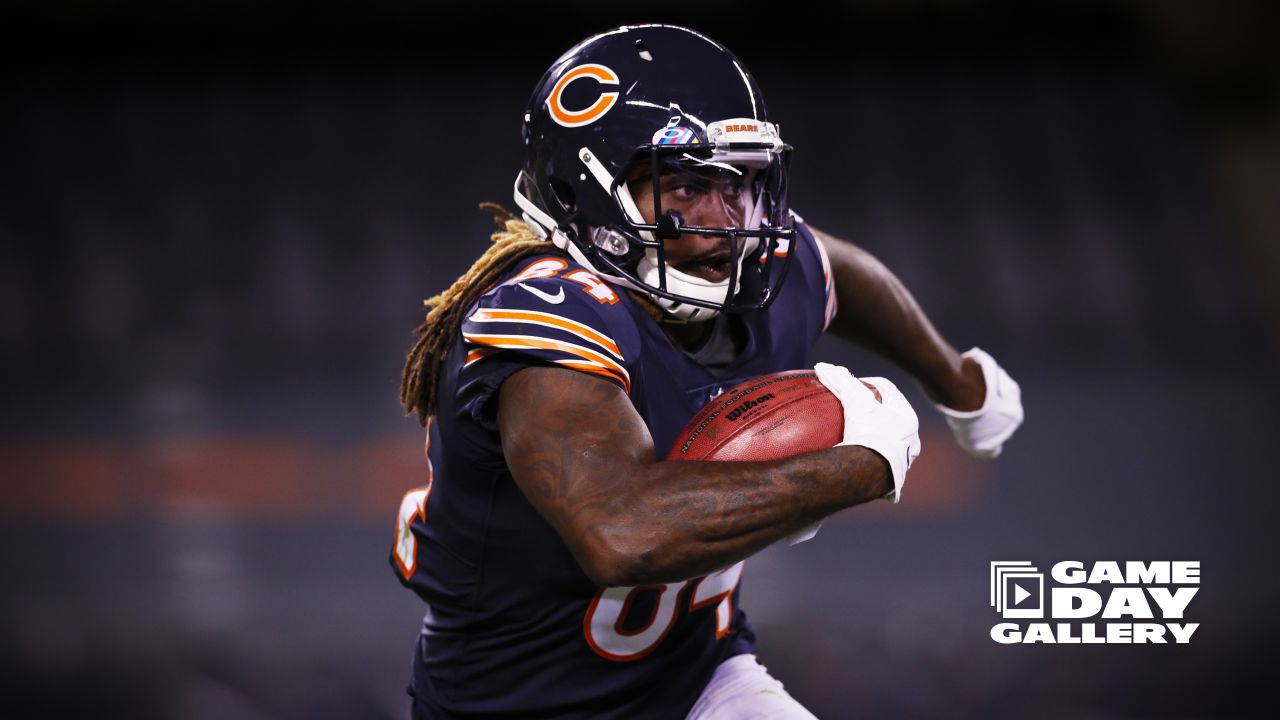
[635,40,653,62]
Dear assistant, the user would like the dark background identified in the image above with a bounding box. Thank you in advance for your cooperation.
[3,1,1278,717]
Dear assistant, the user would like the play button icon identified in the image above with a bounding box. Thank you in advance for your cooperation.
[1000,572,1044,618]
[1009,578,1039,609]
[991,562,1045,618]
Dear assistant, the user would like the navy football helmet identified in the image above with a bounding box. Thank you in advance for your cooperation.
[513,24,795,321]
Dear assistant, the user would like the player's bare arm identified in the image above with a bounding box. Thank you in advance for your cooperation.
[811,225,987,411]
[498,365,893,587]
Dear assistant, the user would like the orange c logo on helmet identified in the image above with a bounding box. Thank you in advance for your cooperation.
[546,64,620,128]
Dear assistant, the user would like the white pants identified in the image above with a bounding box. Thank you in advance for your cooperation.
[686,654,819,720]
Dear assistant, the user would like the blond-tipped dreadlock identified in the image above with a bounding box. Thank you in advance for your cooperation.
[400,203,558,425]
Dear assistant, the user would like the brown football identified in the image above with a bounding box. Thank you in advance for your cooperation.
[666,370,845,462]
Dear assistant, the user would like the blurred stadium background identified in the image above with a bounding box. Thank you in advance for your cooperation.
[3,1,1277,717]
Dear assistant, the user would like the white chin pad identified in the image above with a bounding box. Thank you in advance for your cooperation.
[637,251,729,321]
[635,234,764,322]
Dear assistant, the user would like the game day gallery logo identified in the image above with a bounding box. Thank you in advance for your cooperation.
[990,561,1200,644]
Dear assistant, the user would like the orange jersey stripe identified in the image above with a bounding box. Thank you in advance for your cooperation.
[468,308,623,359]
[555,359,632,393]
[465,347,631,392]
[812,233,838,329]
[464,347,501,367]
[462,332,632,392]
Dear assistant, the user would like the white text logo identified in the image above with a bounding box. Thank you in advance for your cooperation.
[989,561,1200,644]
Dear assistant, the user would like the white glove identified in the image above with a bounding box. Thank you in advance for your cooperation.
[935,347,1023,459]
[781,364,921,545]
[814,362,921,503]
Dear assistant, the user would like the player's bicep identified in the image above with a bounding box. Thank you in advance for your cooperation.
[497,366,655,581]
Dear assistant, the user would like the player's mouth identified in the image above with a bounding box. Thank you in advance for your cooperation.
[677,252,734,282]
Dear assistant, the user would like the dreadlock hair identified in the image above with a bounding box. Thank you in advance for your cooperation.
[400,203,558,425]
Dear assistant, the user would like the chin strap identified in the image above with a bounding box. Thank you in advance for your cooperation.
[512,172,571,250]
[512,171,659,303]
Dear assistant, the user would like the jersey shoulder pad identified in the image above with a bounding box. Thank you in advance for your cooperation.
[460,255,639,394]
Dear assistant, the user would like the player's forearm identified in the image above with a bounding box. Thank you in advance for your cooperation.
[599,446,891,585]
[500,366,891,588]
[815,228,983,410]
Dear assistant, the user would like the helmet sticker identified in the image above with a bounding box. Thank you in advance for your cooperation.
[546,64,621,128]
[652,126,698,145]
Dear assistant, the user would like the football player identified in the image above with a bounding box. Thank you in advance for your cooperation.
[392,24,1023,719]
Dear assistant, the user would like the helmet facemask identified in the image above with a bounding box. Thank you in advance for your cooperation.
[567,124,796,321]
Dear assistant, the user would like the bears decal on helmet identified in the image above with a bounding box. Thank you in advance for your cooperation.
[546,64,620,128]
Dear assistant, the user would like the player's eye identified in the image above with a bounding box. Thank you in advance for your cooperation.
[671,184,702,200]
[663,176,708,200]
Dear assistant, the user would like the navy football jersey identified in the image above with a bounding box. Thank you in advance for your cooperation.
[392,220,837,719]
